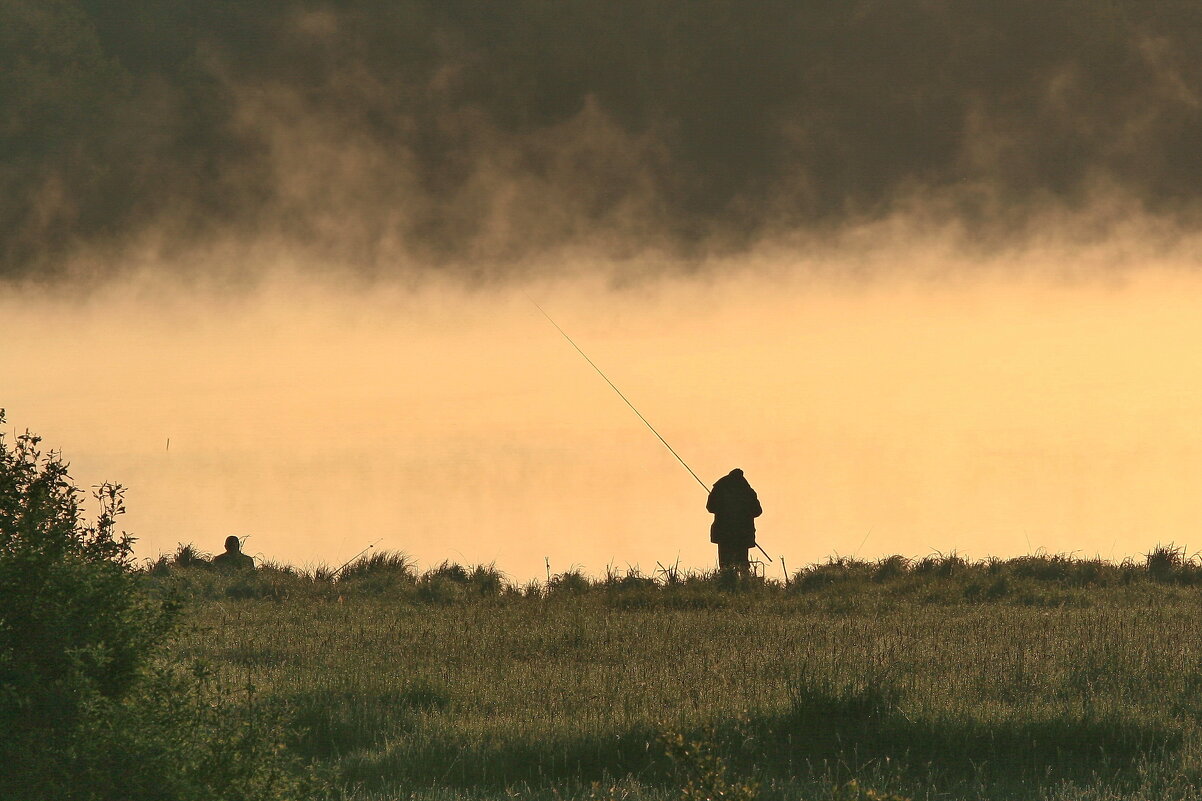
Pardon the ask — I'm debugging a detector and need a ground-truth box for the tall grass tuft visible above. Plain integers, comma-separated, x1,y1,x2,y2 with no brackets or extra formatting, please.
339,550,417,582
1146,543,1187,582
548,568,591,596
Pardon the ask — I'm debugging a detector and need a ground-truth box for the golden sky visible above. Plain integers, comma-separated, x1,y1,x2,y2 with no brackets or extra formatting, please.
6,248,1202,579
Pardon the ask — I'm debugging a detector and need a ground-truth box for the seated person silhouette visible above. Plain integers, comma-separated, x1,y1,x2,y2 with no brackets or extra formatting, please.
211,535,255,571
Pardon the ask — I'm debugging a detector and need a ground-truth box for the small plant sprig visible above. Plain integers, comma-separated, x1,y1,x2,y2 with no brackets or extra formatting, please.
832,779,911,801
659,726,760,801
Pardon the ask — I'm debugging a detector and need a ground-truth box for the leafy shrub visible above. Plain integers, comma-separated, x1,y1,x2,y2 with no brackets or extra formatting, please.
0,413,320,800
63,664,321,800
0,420,167,792
660,727,759,801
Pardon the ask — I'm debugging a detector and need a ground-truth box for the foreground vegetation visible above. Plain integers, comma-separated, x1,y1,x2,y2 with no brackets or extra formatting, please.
151,546,1202,801
14,414,1202,800
1,416,319,801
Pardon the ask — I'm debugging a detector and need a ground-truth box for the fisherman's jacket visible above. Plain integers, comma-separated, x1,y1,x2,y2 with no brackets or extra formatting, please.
706,475,762,547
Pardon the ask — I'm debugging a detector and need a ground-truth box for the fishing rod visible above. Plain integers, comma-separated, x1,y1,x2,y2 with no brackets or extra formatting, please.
331,536,382,574
527,296,773,563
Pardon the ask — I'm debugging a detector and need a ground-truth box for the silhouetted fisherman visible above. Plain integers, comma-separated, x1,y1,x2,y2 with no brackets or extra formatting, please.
211,535,254,571
707,468,762,572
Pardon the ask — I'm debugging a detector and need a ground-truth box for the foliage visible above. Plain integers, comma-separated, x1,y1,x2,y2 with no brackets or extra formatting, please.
338,551,418,583
831,780,910,801
0,412,321,800
145,544,1202,611
160,567,1202,801
548,568,592,596
49,663,322,801
0,415,166,788
660,727,759,801
130,532,1202,800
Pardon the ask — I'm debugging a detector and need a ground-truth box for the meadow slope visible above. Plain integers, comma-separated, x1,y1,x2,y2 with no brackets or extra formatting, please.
154,551,1202,801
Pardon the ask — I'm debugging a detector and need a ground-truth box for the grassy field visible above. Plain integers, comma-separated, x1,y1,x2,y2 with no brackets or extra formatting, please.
151,549,1202,801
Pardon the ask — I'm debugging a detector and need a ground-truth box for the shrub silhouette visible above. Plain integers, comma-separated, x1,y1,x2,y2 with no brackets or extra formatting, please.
0,412,319,799
0,421,161,782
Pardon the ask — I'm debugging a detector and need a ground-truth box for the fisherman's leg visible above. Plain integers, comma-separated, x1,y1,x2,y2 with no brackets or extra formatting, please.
734,547,751,575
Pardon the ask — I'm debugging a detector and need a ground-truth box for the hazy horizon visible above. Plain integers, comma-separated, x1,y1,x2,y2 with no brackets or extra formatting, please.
7,233,1202,580
6,0,1202,580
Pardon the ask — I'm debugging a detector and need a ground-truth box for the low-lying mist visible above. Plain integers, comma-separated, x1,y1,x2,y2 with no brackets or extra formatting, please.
6,230,1202,580
7,0,1202,578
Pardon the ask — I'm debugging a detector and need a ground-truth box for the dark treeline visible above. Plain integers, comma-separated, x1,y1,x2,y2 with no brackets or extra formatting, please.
4,0,1202,277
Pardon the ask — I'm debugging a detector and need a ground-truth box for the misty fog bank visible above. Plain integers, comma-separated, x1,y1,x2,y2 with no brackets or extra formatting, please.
4,0,1202,281
5,261,1202,578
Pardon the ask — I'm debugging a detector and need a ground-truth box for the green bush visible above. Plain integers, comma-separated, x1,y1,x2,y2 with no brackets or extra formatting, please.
0,412,321,800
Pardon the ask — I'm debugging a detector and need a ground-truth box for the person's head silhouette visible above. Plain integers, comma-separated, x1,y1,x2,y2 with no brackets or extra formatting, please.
213,535,254,570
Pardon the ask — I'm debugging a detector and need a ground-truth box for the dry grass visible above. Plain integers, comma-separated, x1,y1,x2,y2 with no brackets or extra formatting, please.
151,548,1202,800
